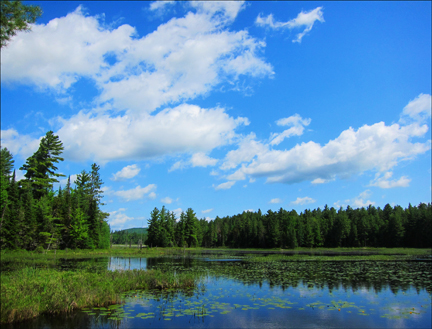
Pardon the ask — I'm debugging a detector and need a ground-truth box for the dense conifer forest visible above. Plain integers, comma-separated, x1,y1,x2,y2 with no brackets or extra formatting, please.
145,203,431,249
0,131,110,250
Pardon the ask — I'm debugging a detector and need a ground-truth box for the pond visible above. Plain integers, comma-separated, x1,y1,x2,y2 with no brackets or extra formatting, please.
6,255,432,329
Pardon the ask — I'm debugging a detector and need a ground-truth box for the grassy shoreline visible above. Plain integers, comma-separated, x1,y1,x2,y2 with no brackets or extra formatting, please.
0,267,197,324
1,247,430,323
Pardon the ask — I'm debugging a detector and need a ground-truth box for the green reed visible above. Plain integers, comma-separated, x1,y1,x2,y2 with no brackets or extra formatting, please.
0,267,197,324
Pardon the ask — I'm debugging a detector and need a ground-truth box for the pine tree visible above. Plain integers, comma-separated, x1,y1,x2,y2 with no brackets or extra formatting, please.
0,147,14,179
20,131,65,199
184,208,198,247
147,207,160,247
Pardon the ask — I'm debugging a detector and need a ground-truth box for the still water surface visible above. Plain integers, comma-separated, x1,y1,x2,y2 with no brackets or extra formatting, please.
10,256,432,328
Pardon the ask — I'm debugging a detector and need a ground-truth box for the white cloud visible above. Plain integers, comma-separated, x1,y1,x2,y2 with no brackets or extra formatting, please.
111,164,141,181
108,208,134,230
311,178,334,184
256,7,324,43
149,1,175,12
215,181,235,190
202,208,213,214
189,1,246,21
2,5,273,113
148,191,157,199
169,160,187,172
224,105,431,186
269,198,282,204
369,171,411,189
191,152,218,167
270,114,311,145
400,93,431,123
351,190,375,208
221,133,267,170
291,196,316,205
1,6,136,91
54,104,248,163
0,128,41,160
114,184,157,201
161,196,173,204
1,4,274,166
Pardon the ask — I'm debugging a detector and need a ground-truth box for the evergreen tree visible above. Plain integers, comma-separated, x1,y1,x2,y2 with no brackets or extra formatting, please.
184,208,198,247
1,0,42,48
147,207,160,247
20,131,65,199
0,147,14,179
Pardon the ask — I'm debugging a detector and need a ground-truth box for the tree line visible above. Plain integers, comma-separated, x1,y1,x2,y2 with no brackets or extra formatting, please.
111,229,147,245
0,131,110,251
146,203,431,249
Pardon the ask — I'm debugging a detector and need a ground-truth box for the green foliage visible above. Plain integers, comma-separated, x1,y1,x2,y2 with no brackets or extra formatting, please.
0,147,14,178
20,131,65,199
1,267,197,323
0,132,110,251
148,203,431,250
0,0,42,48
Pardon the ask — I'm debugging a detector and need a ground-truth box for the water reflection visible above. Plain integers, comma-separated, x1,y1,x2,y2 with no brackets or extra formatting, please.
8,276,431,329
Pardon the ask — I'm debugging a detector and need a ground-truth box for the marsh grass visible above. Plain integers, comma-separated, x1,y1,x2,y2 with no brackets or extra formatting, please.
0,267,197,324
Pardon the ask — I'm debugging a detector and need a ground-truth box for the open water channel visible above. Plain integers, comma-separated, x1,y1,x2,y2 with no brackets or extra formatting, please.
7,254,432,328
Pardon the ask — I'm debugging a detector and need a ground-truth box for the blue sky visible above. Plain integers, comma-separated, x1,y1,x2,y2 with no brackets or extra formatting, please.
1,1,431,231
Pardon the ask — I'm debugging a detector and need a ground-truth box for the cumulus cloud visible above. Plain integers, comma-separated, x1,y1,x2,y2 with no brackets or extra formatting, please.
189,1,246,21
108,208,134,230
256,7,324,43
269,198,282,204
1,6,136,91
111,164,141,181
53,104,248,163
114,184,157,201
161,196,173,204
291,196,316,205
311,178,334,184
369,171,411,189
215,181,235,190
191,153,218,167
1,3,274,165
221,133,267,170
351,190,375,208
270,114,311,145
0,128,41,160
202,208,213,214
223,97,431,186
400,93,431,123
149,1,175,12
2,4,273,113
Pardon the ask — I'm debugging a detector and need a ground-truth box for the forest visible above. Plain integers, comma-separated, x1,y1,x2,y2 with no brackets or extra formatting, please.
0,131,110,251
111,228,148,245
145,203,431,249
1,131,431,251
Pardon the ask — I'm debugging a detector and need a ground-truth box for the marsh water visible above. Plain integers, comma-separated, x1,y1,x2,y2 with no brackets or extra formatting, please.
7,254,432,328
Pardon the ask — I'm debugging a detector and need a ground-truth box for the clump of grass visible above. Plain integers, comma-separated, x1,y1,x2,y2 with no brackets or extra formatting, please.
0,267,197,324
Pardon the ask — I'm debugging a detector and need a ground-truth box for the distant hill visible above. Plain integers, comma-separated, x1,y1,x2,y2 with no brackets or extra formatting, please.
111,227,148,244
113,227,148,234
